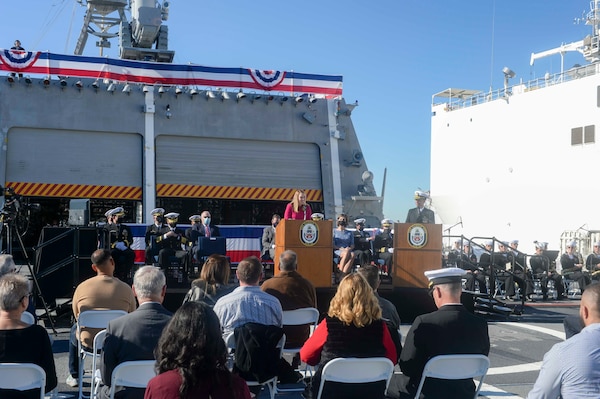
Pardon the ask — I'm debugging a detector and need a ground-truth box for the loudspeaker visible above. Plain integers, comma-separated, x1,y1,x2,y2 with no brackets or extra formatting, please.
35,227,99,306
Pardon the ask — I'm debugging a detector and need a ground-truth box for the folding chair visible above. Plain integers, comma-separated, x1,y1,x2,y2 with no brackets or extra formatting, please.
414,354,490,399
280,307,320,384
108,360,156,399
225,331,285,399
90,329,107,399
77,310,127,399
0,362,46,399
315,357,395,399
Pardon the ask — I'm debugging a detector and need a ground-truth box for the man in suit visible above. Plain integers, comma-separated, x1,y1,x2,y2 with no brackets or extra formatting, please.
144,208,168,265
261,214,281,261
98,266,172,399
405,190,435,224
104,207,135,282
386,267,490,399
186,210,221,262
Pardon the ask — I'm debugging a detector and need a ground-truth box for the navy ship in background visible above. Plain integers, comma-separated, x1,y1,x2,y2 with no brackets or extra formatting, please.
431,0,600,260
0,0,384,251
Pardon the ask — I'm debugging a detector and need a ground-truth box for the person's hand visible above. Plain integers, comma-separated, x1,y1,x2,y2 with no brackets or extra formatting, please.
115,241,127,251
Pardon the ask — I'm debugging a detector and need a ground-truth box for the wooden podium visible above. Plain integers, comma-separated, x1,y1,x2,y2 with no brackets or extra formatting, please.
392,223,443,288
274,219,333,288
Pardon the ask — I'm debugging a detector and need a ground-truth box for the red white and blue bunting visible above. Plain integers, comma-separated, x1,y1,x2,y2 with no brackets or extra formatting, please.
0,49,343,96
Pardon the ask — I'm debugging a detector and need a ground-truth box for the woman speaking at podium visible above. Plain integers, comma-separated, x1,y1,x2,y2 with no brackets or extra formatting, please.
284,190,312,220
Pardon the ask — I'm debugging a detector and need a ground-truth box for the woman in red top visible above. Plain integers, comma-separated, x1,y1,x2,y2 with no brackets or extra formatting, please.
144,301,251,399
300,273,397,398
284,190,312,220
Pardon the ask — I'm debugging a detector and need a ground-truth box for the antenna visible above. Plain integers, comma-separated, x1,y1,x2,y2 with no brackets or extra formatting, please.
380,167,387,203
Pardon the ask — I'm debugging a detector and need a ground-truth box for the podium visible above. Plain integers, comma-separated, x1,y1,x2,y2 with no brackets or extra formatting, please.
274,219,333,288
392,223,443,288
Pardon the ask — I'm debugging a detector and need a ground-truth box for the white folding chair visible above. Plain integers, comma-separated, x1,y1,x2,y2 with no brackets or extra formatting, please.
20,311,36,325
414,354,490,399
0,362,46,399
90,329,107,399
77,310,127,399
108,360,156,399
225,331,286,399
315,357,395,399
279,307,319,388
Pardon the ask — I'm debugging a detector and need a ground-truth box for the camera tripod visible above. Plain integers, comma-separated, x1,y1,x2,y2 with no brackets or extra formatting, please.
1,213,57,334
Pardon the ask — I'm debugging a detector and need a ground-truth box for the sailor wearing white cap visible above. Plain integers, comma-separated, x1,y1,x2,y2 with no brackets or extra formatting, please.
494,240,526,299
405,190,435,224
585,241,600,278
508,239,534,299
144,207,169,264
530,241,565,300
353,217,372,266
103,206,135,282
560,240,591,292
156,212,190,271
311,212,324,221
387,267,490,399
458,240,488,294
373,218,394,275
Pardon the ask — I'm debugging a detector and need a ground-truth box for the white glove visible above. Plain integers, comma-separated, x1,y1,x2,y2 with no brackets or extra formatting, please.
115,241,127,251
388,247,393,253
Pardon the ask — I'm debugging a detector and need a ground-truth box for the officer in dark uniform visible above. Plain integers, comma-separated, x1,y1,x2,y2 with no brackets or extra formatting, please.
530,241,565,300
155,212,190,273
373,218,394,274
144,207,168,264
104,207,135,282
352,218,372,267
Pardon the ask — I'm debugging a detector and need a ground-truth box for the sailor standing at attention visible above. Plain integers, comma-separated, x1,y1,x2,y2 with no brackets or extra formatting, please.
405,190,435,224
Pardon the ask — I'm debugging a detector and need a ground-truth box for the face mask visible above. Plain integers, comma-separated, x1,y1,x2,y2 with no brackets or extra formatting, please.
273,221,279,227
337,220,347,227
156,216,163,223
203,217,211,226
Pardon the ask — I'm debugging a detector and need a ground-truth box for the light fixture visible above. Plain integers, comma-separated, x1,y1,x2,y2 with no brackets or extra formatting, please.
175,86,183,95
107,83,116,92
295,94,304,104
122,83,131,93
7,75,14,83
166,104,172,119
142,85,151,93
251,92,261,103
92,80,100,89
236,89,246,101
308,95,317,104
280,95,288,105
267,94,274,103
190,88,198,96
158,85,166,94
205,89,216,99
60,78,67,87
75,80,83,89
43,76,50,86
220,90,230,101
24,76,32,85
502,66,516,93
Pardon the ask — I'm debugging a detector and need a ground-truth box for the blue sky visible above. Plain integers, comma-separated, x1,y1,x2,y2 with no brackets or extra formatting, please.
0,1,591,222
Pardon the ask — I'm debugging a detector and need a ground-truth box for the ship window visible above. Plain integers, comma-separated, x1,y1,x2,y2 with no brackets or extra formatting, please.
571,127,583,145
584,125,595,143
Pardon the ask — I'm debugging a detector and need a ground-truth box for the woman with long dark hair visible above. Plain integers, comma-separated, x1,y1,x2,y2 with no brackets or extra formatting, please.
144,301,251,399
182,254,235,306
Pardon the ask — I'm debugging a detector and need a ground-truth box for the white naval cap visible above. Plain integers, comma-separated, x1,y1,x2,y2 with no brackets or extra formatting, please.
425,267,467,287
510,239,519,245
311,212,324,221
414,190,430,200
594,241,600,247
534,241,548,250
164,212,179,221
567,240,577,248
354,218,366,225
189,214,202,222
382,218,393,226
105,207,125,218
484,240,494,247
150,208,165,216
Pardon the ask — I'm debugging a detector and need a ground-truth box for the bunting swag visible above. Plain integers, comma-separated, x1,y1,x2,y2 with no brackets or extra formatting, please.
0,49,343,96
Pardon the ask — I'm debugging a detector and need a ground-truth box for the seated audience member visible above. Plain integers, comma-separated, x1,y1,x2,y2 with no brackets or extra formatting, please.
386,267,489,399
333,213,355,277
155,212,190,271
508,240,535,300
261,214,281,262
144,208,168,265
0,274,57,399
0,254,36,319
586,241,600,280
300,274,397,399
98,266,172,399
357,265,402,360
182,254,235,307
144,301,251,399
373,219,394,274
353,218,373,267
528,283,600,398
530,241,565,300
459,241,487,294
560,241,591,293
261,250,317,383
67,249,137,387
213,256,282,339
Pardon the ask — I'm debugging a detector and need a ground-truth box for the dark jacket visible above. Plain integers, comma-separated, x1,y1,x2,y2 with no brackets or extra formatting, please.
233,323,284,383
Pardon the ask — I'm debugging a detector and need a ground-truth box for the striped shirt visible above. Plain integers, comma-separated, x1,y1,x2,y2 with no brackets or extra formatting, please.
213,286,283,338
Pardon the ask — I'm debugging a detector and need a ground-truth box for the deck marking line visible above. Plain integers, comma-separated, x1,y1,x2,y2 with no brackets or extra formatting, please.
493,321,566,340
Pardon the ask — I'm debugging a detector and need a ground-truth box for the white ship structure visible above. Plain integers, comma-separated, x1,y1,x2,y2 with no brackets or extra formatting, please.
431,0,600,256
